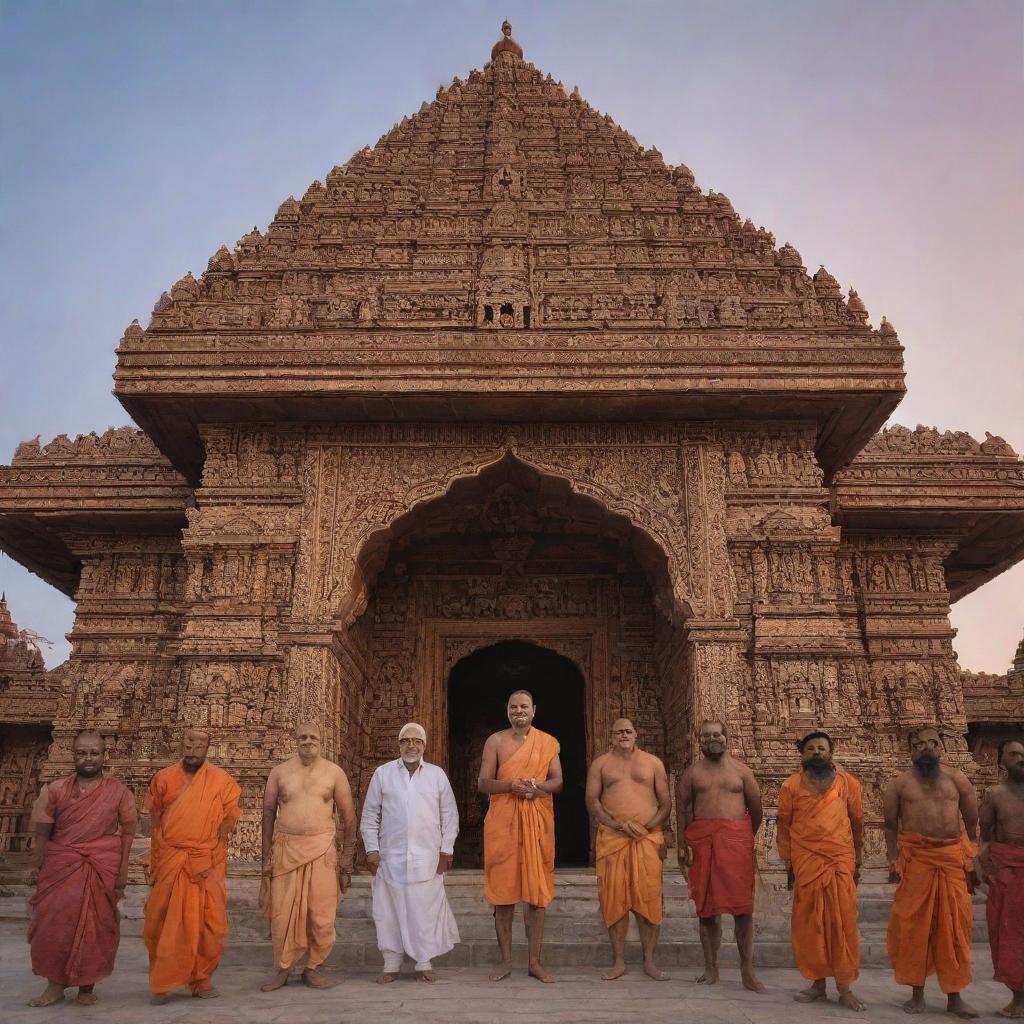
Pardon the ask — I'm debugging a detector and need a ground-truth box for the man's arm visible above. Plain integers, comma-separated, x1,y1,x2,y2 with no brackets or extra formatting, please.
675,768,694,873
536,752,563,795
882,776,901,878
437,772,459,873
477,734,514,795
847,776,865,882
360,768,383,874
742,765,764,835
776,780,793,878
646,756,672,832
116,787,139,895
585,756,621,830
334,767,357,872
978,787,996,881
955,768,980,842
261,769,279,875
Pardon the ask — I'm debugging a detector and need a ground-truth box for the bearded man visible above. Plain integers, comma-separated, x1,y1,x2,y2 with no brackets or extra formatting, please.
676,719,765,993
361,722,460,983
979,738,1024,1019
777,731,865,1012
884,725,979,1019
25,729,136,1007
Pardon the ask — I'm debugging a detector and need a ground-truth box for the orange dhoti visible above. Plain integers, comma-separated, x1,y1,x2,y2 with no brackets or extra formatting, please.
685,817,754,918
266,829,338,971
483,728,560,908
595,825,664,926
986,842,1024,993
886,831,975,993
143,761,240,995
777,770,861,986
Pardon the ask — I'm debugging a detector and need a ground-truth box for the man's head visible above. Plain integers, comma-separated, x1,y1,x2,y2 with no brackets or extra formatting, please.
998,739,1024,783
699,719,727,760
294,722,322,763
908,725,943,778
399,722,427,767
611,718,637,752
507,689,535,730
180,728,211,773
72,730,105,779
797,731,835,780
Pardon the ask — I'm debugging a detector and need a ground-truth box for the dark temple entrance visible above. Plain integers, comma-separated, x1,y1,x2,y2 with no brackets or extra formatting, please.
447,640,590,869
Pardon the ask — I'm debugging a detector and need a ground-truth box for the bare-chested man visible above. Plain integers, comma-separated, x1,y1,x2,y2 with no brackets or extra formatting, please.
979,739,1024,1019
478,689,563,983
260,723,356,991
884,725,979,1018
676,719,765,993
586,718,671,982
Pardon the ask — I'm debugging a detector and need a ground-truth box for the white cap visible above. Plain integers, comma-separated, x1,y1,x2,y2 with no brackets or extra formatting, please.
399,722,427,742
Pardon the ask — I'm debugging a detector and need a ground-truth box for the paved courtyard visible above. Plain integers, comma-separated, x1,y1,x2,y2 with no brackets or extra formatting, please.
0,922,1011,1024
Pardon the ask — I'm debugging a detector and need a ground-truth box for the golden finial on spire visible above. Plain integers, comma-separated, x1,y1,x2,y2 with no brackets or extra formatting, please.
492,19,523,60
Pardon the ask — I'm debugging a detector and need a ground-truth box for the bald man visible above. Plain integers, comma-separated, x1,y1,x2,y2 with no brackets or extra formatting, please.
261,723,356,992
586,718,671,981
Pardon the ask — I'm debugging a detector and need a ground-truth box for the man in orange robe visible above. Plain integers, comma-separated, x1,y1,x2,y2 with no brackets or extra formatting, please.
777,730,865,1011
26,729,137,1008
586,718,671,981
884,725,979,1018
143,728,240,1003
980,739,1024,1019
478,689,562,983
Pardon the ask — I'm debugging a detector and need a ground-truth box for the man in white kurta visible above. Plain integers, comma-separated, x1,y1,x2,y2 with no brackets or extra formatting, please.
360,722,460,982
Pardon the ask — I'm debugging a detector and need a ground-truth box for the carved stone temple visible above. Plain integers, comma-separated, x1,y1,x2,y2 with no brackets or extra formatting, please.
1,24,1022,864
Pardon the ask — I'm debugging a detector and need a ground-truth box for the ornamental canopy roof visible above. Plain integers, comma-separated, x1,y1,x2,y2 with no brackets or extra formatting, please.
113,23,905,480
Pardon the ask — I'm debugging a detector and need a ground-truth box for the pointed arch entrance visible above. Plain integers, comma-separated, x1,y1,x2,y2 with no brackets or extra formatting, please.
448,640,589,868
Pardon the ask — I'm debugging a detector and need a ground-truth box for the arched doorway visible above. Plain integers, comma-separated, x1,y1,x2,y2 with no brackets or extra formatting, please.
448,641,590,868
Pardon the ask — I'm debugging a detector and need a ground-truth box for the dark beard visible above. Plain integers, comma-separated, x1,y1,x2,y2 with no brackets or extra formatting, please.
913,756,940,779
1007,765,1024,784
805,762,835,782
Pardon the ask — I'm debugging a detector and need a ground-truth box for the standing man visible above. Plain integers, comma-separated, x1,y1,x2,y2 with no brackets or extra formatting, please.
884,725,979,1018
585,718,671,982
979,738,1024,1019
260,722,356,992
361,722,460,983
777,731,865,1012
676,718,765,993
143,727,240,1003
478,689,562,983
25,729,136,1008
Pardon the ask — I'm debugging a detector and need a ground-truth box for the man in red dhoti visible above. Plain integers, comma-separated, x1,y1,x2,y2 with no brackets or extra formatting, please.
677,719,765,993
26,729,137,1007
143,728,240,1003
980,739,1024,1019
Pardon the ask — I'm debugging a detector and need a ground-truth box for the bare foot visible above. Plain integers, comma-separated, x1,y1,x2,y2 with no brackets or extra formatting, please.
75,990,99,1006
489,962,513,982
694,967,719,985
375,973,399,984
150,993,169,1005
946,994,978,1019
742,971,767,993
903,995,927,1015
192,987,220,999
415,970,436,983
643,962,669,981
838,989,867,1012
260,969,290,992
28,983,65,1007
795,981,828,1003
302,968,340,989
528,961,555,983
997,1000,1024,1020
602,963,626,981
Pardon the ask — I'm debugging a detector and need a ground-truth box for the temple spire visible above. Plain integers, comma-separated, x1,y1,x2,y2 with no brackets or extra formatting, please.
491,19,523,60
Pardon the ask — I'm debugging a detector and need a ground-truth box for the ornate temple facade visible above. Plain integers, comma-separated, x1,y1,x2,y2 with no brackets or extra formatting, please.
1,25,1022,864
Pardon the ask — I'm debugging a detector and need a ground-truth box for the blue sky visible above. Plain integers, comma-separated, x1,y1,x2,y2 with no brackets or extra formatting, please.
1,0,1021,670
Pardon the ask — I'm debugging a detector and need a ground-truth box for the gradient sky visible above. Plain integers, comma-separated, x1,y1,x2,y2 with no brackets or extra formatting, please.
1,0,1021,671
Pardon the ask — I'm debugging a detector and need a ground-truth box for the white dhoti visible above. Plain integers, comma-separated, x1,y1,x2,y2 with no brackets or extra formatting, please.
372,869,460,969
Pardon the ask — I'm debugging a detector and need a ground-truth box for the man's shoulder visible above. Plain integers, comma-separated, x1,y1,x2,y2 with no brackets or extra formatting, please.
204,761,240,786
104,774,133,796
780,770,803,791
151,762,181,783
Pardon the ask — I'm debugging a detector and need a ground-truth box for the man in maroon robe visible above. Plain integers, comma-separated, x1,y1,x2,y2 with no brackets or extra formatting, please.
26,729,137,1007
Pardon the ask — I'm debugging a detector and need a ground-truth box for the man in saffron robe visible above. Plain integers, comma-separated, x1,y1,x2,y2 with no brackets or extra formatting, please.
677,718,765,993
143,727,240,1003
979,738,1024,1019
777,730,865,1012
260,722,356,992
478,688,563,983
884,724,980,1019
26,729,137,1007
586,718,671,981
